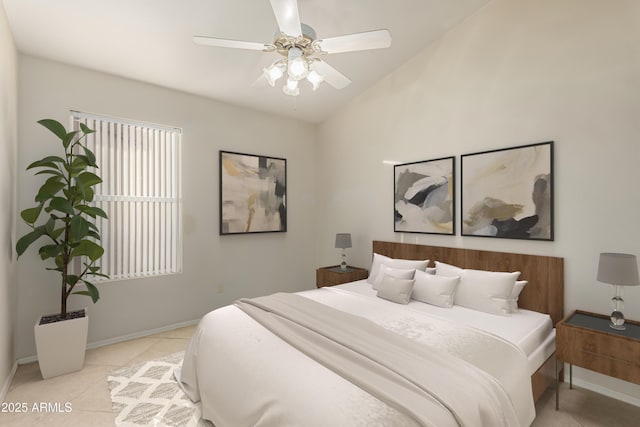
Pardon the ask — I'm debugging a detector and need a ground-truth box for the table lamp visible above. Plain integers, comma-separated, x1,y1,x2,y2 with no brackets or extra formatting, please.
596,252,640,330
335,233,352,270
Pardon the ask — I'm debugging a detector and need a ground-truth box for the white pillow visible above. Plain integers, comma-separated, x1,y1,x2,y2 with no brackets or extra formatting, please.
367,253,391,283
367,253,429,284
412,270,460,308
425,267,436,275
376,274,415,305
454,269,521,316
372,265,416,290
508,280,528,312
435,260,463,277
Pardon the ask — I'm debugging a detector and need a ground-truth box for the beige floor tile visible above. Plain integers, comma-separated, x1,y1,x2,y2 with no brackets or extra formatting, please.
84,337,160,366
69,370,113,413
533,385,582,426
7,361,42,391
151,324,197,339
125,337,190,365
560,386,640,426
0,409,115,427
532,383,640,426
5,363,111,405
532,409,583,426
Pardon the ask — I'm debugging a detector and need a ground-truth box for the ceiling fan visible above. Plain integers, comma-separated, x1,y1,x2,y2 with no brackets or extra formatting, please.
193,0,392,96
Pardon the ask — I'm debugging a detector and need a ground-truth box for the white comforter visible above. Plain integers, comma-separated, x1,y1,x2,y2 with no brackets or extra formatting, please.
177,286,535,427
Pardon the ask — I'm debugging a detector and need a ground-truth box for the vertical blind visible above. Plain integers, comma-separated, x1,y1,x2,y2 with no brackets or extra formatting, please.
71,111,182,281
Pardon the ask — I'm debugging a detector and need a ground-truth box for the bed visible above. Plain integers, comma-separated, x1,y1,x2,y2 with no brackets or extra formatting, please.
177,241,564,426
370,241,564,403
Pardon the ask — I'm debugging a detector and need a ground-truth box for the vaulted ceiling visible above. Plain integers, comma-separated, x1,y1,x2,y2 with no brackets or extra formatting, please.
4,0,490,123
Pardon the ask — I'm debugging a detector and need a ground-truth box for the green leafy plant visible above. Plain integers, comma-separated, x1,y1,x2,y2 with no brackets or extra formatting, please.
16,119,109,321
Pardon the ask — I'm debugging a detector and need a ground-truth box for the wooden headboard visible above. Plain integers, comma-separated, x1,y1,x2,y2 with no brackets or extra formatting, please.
372,241,565,325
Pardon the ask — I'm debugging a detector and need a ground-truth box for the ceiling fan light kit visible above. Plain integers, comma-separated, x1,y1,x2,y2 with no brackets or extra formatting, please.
286,47,308,80
283,77,300,96
193,0,392,97
262,61,286,86
306,69,324,91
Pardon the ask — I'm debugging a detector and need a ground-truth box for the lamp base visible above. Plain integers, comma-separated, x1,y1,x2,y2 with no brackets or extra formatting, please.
610,294,626,331
340,250,347,270
609,322,626,331
610,309,626,330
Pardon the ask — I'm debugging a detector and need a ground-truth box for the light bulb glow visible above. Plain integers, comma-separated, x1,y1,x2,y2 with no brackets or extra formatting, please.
287,47,308,80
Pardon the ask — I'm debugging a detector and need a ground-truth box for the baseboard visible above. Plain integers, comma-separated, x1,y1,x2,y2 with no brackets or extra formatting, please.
85,319,199,350
1,361,18,402
16,319,200,366
571,377,640,408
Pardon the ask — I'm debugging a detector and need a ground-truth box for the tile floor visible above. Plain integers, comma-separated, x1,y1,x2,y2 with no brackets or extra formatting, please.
2,324,639,426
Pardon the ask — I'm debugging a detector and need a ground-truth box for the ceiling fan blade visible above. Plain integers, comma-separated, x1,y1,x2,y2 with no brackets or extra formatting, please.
317,29,392,54
251,74,269,88
270,0,302,37
311,60,351,90
193,36,269,51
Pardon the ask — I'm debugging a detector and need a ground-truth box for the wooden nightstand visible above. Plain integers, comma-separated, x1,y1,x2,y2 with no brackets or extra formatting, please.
316,266,368,288
556,310,640,408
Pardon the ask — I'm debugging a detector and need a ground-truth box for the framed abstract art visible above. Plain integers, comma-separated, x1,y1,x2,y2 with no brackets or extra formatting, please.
461,141,554,240
219,150,287,235
394,156,455,235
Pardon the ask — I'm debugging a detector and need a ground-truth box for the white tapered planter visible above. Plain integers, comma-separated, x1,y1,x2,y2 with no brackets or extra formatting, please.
34,309,88,379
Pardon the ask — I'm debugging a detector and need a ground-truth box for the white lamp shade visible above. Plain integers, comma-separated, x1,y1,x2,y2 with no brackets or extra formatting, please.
597,253,640,286
335,233,352,249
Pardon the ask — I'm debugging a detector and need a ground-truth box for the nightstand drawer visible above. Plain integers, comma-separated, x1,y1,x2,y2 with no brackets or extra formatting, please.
574,351,639,383
558,326,640,364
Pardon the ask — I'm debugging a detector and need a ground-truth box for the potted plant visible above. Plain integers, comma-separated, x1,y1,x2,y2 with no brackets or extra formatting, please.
16,118,108,379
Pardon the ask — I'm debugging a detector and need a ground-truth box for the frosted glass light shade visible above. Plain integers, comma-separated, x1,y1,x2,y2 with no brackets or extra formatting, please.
262,62,285,87
282,78,299,96
287,47,308,80
306,70,325,91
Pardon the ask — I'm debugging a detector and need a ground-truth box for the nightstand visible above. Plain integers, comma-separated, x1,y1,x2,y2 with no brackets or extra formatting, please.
316,265,368,288
556,309,640,408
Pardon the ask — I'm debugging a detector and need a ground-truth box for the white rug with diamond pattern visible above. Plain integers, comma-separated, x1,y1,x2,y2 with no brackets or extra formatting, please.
108,351,213,427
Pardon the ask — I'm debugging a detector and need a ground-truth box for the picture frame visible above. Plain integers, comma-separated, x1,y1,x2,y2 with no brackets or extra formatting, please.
219,150,287,235
394,156,455,235
461,141,553,240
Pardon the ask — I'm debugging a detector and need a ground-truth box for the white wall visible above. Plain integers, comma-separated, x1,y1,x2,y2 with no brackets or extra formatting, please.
317,0,640,402
0,2,18,397
15,55,318,359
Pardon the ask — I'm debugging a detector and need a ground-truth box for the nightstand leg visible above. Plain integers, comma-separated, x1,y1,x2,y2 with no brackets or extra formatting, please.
569,364,573,390
555,359,560,410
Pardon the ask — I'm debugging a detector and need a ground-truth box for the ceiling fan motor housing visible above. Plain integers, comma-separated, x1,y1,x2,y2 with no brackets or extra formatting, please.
273,23,319,57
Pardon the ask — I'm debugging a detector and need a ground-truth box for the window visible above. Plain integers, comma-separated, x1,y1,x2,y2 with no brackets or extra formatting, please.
71,111,182,280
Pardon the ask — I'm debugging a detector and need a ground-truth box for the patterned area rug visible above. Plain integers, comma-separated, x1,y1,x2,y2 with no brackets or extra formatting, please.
108,351,213,427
